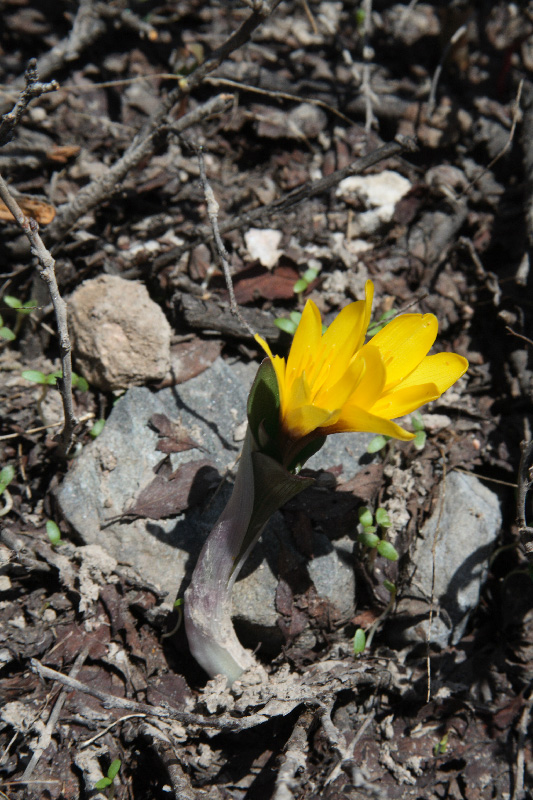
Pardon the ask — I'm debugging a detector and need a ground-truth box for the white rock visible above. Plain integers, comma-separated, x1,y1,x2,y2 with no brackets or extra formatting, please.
244,228,283,269
337,170,412,210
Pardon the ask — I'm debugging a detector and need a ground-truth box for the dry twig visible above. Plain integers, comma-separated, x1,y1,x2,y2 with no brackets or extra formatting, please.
197,149,256,338
517,421,533,559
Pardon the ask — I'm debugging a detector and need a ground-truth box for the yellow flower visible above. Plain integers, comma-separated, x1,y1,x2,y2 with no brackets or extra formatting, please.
256,280,468,447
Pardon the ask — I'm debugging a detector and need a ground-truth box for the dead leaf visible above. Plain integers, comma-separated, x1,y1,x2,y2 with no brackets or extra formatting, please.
233,263,299,304
46,144,81,163
149,413,204,453
0,196,56,224
124,459,219,520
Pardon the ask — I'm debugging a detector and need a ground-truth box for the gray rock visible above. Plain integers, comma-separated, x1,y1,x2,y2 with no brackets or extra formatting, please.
57,357,367,643
389,471,501,648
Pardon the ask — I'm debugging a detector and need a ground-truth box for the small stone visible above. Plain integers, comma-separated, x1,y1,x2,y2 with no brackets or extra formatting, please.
68,275,171,390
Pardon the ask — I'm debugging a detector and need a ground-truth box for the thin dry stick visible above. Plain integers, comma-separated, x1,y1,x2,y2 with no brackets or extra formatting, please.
0,176,77,455
197,150,256,338
30,659,237,730
517,420,533,559
511,689,533,800
361,0,377,133
22,648,89,780
427,23,468,117
273,710,312,800
426,447,447,702
0,60,58,146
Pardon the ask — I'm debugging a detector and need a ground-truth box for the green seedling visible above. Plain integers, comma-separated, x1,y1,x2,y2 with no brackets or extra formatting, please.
433,732,449,757
366,307,396,338
46,520,62,546
22,369,88,423
94,759,121,792
90,419,106,438
0,312,16,341
293,264,320,296
353,580,397,655
411,410,427,450
2,296,38,340
357,506,398,562
274,310,303,336
0,465,15,518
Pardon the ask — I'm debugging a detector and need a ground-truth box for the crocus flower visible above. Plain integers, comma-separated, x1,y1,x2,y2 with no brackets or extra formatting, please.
255,280,468,470
185,280,468,683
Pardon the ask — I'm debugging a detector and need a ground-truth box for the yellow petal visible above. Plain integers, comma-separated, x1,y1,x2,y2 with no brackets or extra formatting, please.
346,345,386,409
285,404,339,439
314,351,366,410
326,406,415,441
368,314,438,390
286,300,322,386
356,279,374,351
371,382,440,418
395,352,469,394
309,298,369,388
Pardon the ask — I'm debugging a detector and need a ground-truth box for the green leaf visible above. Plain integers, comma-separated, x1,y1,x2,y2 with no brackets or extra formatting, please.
293,278,308,293
94,777,112,790
287,435,326,474
289,311,302,325
22,370,49,384
17,299,38,315
303,267,319,283
353,628,366,654
375,508,391,528
46,520,61,546
0,465,15,494
274,317,298,335
247,358,280,453
73,375,89,392
90,419,105,438
3,295,21,310
411,410,425,432
107,759,121,781
0,327,15,341
367,434,389,453
413,430,426,450
173,597,183,608
383,579,396,596
358,532,379,548
233,451,313,570
376,540,399,561
358,507,373,527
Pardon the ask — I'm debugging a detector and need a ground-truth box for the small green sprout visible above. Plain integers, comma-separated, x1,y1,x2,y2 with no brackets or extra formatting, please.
367,433,391,453
0,465,15,496
366,308,396,338
1,296,38,340
433,732,449,757
357,506,398,561
353,628,366,654
0,313,16,341
0,465,15,518
94,759,121,792
22,369,89,392
411,411,427,450
46,520,62,546
353,580,397,655
293,264,320,296
274,310,303,336
90,419,106,438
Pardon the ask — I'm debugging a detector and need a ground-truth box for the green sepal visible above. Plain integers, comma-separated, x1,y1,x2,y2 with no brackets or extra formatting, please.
231,450,313,571
247,358,280,452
